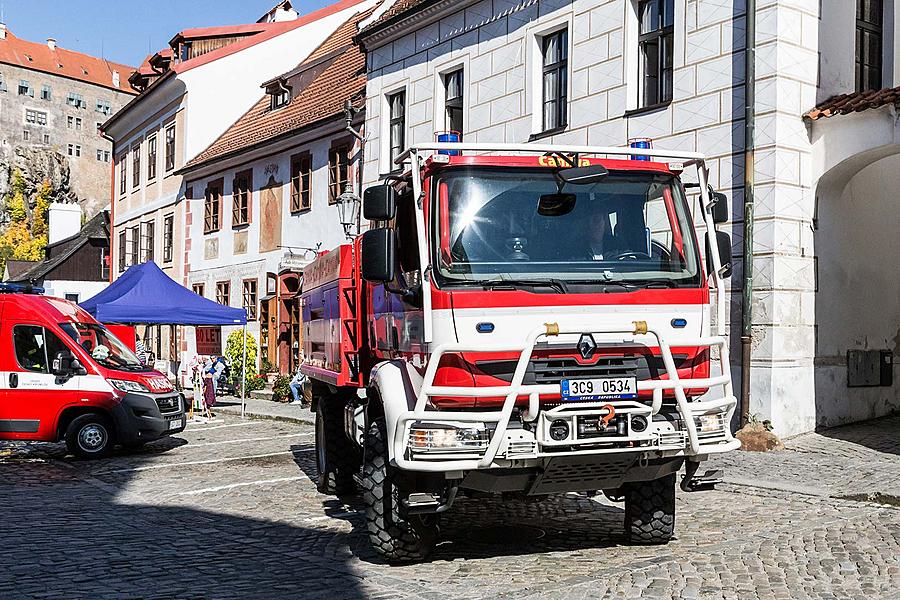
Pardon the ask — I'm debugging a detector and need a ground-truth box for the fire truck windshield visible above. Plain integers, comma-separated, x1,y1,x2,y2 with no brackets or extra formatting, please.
59,322,147,371
433,167,702,288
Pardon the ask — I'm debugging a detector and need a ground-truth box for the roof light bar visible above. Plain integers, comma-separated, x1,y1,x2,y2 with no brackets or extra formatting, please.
0,282,45,295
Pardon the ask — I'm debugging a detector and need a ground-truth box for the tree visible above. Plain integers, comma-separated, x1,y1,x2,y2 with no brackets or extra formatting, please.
224,329,264,393
0,171,52,275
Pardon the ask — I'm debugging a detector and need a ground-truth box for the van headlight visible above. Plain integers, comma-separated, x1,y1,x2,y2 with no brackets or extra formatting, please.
108,379,150,393
408,423,489,452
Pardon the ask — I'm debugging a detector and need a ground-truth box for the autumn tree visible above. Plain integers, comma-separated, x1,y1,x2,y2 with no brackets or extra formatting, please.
0,171,52,276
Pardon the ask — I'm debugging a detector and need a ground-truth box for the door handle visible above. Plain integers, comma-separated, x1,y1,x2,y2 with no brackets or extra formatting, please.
9,373,18,388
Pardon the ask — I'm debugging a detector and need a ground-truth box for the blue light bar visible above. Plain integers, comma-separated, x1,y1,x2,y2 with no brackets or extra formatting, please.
629,137,652,161
0,282,45,294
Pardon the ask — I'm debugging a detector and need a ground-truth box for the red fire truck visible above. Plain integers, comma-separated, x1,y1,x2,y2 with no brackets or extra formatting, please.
301,143,739,562
0,285,185,458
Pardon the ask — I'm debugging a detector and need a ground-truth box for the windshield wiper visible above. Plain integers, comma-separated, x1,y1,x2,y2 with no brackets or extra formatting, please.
483,279,569,293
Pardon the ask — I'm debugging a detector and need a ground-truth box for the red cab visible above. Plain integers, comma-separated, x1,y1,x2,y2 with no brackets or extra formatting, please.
0,285,185,458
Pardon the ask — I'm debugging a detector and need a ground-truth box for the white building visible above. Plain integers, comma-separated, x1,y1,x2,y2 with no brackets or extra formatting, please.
355,0,900,436
102,0,377,362
178,9,372,373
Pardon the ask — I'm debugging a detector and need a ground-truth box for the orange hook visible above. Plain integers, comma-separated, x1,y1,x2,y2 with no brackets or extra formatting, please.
600,403,616,426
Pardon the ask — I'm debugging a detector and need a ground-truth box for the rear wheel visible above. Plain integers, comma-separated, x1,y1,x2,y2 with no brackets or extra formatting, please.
65,414,114,460
315,397,360,495
624,473,676,544
361,418,437,563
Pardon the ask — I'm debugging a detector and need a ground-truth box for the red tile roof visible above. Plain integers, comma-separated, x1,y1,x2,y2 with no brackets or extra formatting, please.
169,23,274,46
182,10,371,172
358,0,432,36
174,0,369,74
803,86,900,121
0,28,135,94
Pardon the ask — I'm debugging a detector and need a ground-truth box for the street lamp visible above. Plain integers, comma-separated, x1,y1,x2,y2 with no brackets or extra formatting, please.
336,182,360,239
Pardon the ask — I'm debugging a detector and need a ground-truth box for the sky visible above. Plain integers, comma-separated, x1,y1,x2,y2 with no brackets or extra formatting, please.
2,0,337,67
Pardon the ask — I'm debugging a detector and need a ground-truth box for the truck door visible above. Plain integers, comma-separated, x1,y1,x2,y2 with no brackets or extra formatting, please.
0,324,77,441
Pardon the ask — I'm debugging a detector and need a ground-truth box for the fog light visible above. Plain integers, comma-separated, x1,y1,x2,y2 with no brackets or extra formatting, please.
695,413,725,434
631,415,648,433
549,419,570,441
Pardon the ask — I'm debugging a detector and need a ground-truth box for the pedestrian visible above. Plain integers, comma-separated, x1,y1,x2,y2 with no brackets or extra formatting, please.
135,335,148,365
289,364,308,406
212,356,227,395
202,367,217,420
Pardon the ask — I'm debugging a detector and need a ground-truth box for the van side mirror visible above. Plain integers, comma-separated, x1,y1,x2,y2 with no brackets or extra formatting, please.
363,185,397,221
710,190,729,224
705,231,733,279
53,351,87,377
361,228,396,283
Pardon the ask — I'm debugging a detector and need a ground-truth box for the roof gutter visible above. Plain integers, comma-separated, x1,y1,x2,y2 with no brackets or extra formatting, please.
740,0,756,428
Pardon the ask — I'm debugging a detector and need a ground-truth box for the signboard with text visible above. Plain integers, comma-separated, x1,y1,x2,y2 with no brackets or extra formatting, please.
196,327,222,355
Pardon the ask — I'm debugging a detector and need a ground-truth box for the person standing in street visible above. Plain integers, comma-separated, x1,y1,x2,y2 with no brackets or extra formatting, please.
289,365,308,406
135,335,148,365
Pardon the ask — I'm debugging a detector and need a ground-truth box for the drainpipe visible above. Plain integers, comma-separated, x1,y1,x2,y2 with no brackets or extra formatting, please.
740,0,756,428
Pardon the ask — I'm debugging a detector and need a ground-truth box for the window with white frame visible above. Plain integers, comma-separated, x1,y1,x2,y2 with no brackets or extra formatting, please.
443,69,464,135
387,91,406,169
637,0,674,108
541,29,568,132
856,0,883,91
67,143,82,157
26,110,47,126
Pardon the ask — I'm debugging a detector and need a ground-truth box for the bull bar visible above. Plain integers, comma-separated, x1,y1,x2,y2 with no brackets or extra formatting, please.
392,321,740,472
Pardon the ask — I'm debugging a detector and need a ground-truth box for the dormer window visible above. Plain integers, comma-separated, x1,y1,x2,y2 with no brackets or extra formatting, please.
269,86,290,110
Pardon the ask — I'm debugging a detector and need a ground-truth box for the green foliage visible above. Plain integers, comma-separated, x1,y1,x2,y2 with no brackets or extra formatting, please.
0,171,52,275
224,330,259,393
272,375,293,403
260,357,277,374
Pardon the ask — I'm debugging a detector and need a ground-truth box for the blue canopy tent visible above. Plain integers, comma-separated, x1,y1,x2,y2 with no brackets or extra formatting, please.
82,261,250,415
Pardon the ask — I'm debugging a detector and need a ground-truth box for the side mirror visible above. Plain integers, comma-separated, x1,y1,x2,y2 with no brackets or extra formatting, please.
53,351,87,377
363,185,397,221
705,231,732,279
710,190,729,224
361,228,396,283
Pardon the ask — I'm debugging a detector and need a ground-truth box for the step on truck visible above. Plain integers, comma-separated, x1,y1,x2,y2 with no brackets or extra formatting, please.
301,142,740,563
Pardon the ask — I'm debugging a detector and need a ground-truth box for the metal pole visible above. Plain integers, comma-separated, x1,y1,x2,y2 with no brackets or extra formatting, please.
241,325,247,419
740,0,757,428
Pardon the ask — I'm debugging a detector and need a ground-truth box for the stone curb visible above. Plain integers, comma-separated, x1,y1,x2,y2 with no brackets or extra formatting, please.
213,401,315,426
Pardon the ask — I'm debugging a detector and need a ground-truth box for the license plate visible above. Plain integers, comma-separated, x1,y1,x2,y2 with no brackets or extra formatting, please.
560,377,637,400
168,419,182,431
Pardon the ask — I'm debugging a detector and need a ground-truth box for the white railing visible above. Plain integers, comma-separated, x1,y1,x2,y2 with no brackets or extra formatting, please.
392,321,739,472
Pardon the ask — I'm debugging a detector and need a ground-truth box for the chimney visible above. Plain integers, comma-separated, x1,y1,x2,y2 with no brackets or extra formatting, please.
0,24,7,41
112,70,120,88
48,203,82,245
47,37,56,50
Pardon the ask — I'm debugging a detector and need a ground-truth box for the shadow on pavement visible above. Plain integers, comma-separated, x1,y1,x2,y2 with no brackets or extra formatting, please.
289,442,628,566
815,413,900,456
0,440,368,599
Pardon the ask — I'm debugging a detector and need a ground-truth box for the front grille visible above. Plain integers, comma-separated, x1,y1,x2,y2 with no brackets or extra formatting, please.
476,353,690,384
155,395,181,415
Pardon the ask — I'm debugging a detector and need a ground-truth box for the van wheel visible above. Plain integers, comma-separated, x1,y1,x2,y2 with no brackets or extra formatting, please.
361,418,437,563
624,473,676,544
315,397,360,495
65,414,114,459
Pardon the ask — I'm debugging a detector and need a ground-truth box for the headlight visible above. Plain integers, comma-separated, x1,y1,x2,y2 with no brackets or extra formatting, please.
408,423,489,452
694,412,727,435
108,379,150,393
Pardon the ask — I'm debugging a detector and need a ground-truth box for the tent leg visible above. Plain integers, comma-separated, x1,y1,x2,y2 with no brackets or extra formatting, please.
241,325,247,419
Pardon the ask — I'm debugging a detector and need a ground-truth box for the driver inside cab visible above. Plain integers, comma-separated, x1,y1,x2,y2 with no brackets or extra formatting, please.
586,211,625,260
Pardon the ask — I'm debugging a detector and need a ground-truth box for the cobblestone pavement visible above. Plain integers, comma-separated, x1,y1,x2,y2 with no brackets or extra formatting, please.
2,415,899,599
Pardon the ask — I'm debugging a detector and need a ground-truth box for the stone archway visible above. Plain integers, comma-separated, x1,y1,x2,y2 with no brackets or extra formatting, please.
812,145,900,427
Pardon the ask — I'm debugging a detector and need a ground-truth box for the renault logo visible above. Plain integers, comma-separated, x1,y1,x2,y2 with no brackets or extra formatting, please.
577,333,597,360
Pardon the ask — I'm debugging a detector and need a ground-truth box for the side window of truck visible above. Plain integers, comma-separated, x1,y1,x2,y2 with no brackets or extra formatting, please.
12,325,69,374
395,190,420,274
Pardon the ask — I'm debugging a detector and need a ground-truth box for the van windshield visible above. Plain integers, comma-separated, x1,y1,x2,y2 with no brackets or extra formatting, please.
59,322,147,371
433,167,701,288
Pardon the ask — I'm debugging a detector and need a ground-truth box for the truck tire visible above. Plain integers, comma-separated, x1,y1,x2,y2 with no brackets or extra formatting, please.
315,398,360,495
624,473,676,544
361,418,437,563
65,414,114,460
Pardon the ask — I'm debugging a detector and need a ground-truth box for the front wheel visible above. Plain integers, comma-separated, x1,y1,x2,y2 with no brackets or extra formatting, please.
361,419,437,563
624,473,676,544
65,414,114,459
